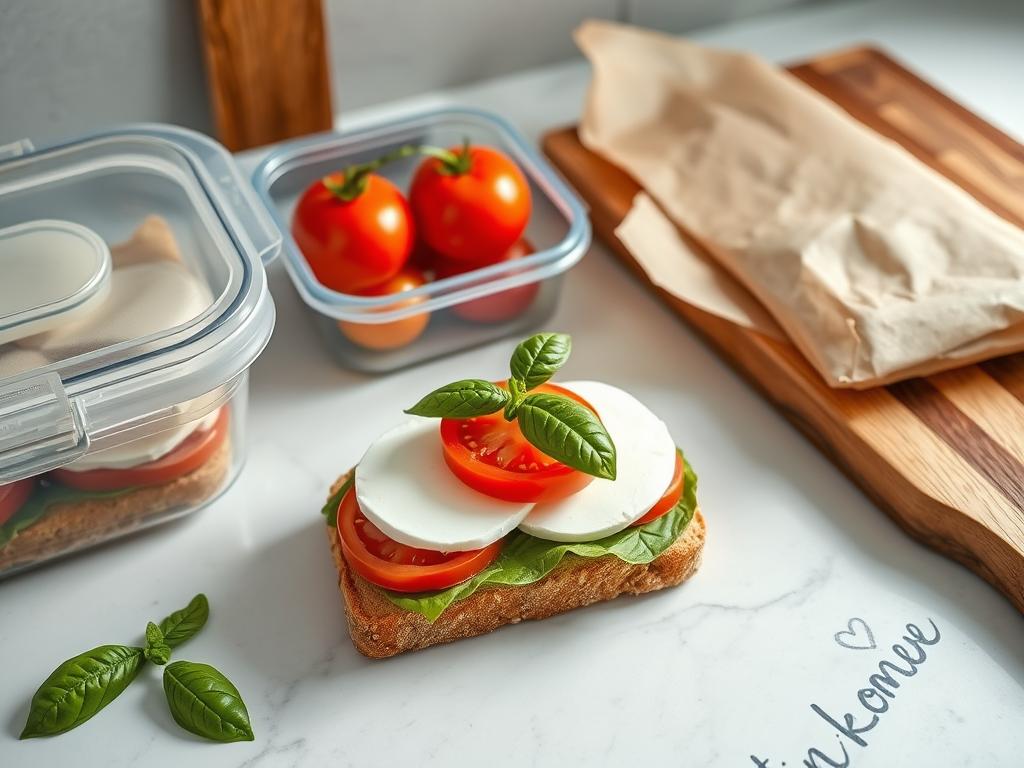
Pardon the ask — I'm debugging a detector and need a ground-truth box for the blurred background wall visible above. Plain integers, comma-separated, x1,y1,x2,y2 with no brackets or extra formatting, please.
0,0,807,146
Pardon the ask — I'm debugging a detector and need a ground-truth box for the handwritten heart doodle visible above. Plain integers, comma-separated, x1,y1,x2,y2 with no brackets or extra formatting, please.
834,617,876,651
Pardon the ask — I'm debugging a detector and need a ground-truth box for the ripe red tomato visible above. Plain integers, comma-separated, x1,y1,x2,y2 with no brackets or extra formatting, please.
337,267,431,351
410,145,531,263
51,409,230,492
0,478,34,526
292,173,414,293
336,483,501,592
440,382,598,503
631,453,684,527
434,239,540,324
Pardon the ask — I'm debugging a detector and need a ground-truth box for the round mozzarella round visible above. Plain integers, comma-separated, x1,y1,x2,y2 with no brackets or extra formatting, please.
355,417,533,552
518,381,676,543
64,409,221,472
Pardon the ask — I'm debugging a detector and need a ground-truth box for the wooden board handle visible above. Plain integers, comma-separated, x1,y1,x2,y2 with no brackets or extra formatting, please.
198,0,334,151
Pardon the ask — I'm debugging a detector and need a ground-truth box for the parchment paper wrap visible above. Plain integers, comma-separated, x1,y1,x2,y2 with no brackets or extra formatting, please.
577,20,1024,388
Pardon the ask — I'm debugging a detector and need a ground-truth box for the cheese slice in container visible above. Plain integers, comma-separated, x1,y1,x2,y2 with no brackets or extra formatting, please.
356,418,533,552
518,381,676,542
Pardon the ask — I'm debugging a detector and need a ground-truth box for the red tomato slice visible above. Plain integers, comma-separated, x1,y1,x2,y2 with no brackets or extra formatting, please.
336,483,501,592
0,478,34,526
50,409,230,492
631,453,684,527
440,382,598,503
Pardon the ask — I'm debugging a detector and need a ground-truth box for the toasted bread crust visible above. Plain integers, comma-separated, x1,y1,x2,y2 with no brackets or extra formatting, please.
0,438,231,574
325,471,706,658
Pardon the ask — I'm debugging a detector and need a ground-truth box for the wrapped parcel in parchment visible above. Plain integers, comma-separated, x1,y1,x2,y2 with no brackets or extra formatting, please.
577,20,1024,388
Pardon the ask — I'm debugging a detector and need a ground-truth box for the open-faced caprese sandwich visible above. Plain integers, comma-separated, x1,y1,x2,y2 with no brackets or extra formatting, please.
322,332,705,658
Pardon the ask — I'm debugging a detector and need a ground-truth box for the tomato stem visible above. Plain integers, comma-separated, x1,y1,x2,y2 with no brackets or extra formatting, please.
322,138,474,201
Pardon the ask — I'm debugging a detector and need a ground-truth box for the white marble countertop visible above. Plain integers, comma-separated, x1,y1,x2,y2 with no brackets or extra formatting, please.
3,1,1023,766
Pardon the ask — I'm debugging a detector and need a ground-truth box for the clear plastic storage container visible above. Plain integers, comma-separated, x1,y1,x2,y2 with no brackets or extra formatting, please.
0,125,278,577
252,108,590,372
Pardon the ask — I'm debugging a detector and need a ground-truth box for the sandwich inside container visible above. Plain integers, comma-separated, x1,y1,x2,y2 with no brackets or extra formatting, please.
0,124,279,576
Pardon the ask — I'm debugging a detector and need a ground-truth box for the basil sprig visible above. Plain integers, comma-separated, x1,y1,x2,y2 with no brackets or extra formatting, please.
404,332,617,480
19,593,253,745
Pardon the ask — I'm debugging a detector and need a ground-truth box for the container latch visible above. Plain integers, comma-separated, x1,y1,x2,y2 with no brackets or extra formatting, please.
0,372,89,484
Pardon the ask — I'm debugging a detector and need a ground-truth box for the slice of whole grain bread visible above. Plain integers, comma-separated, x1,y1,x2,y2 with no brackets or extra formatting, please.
325,471,705,659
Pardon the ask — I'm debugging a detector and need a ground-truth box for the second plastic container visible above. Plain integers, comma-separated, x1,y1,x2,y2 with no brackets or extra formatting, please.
252,108,591,373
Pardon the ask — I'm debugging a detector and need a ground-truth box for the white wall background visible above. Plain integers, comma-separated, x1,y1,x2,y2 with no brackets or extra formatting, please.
0,0,809,146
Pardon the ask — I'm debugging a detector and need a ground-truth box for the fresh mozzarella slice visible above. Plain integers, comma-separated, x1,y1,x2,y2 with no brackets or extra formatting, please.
356,417,533,552
518,381,676,543
64,409,221,471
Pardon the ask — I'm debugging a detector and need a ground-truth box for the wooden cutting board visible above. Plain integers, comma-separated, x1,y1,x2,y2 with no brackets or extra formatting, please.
543,47,1024,613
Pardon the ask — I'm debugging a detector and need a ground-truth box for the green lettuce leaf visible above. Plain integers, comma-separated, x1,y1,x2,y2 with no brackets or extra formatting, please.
0,482,135,552
387,454,697,622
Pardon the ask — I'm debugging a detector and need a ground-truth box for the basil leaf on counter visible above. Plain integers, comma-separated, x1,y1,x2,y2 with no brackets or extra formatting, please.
404,379,510,418
0,482,134,551
163,661,254,743
509,332,571,390
321,475,354,528
158,594,210,649
517,393,617,480
144,623,171,666
20,645,144,739
388,453,697,622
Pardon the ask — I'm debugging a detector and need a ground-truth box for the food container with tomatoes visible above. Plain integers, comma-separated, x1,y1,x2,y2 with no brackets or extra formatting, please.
252,108,591,373
0,125,279,577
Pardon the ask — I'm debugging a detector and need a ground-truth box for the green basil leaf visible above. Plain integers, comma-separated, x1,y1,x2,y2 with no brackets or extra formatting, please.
0,482,135,552
20,645,144,738
404,379,510,418
157,594,210,649
517,393,617,480
144,623,171,666
163,661,254,742
388,452,697,622
321,474,353,528
509,333,572,390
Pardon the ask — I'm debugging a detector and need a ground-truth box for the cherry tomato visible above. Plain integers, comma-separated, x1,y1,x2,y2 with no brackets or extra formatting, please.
440,382,598,503
0,478,34,526
51,409,230,492
630,453,684,527
435,239,540,323
337,267,431,351
292,173,414,293
410,145,531,263
336,483,501,592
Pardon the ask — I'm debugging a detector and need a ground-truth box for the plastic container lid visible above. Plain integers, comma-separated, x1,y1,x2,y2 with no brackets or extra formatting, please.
0,125,280,484
0,220,112,345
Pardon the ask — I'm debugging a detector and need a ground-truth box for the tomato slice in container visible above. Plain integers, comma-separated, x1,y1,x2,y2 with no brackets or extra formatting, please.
0,478,34,526
631,452,684,527
51,409,230,492
336,484,501,592
440,382,599,504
